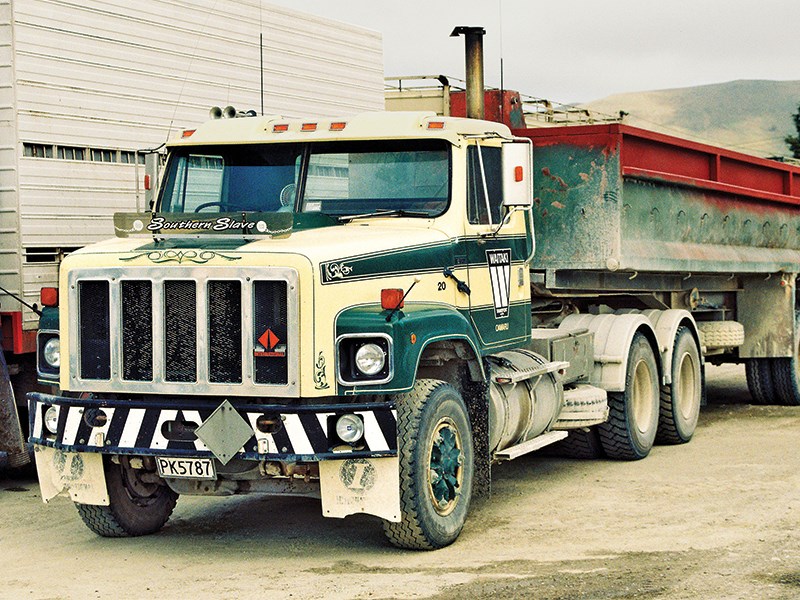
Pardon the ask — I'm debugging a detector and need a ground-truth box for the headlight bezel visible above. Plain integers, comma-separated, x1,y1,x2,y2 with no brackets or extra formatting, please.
37,330,60,379
336,333,393,386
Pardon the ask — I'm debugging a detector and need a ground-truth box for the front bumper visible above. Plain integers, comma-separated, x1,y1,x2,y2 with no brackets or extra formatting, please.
28,392,397,463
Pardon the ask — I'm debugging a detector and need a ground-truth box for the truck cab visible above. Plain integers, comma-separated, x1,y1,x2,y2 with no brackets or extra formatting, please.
29,111,684,549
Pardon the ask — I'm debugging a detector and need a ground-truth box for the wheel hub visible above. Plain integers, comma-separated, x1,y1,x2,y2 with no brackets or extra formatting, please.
428,419,463,516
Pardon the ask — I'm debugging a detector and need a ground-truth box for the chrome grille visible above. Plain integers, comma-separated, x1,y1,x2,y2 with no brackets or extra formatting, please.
69,267,299,397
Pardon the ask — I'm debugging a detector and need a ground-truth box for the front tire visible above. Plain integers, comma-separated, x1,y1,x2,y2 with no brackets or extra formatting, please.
598,332,660,460
656,326,701,444
383,379,474,550
75,456,178,537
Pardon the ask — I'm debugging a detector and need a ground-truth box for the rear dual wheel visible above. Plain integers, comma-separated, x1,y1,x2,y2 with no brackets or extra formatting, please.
598,333,660,460
657,327,702,444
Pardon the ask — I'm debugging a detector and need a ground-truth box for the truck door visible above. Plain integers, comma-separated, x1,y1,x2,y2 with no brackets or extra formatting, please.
463,140,532,351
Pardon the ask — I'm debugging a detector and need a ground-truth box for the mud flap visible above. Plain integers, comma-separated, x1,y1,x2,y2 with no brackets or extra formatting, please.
319,456,400,522
33,445,109,506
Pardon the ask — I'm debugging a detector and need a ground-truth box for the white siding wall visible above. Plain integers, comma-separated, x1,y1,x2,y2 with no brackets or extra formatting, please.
0,0,22,316
6,0,384,330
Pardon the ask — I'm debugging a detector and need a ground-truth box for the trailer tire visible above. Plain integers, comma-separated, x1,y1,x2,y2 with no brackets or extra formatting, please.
550,427,604,459
597,332,660,460
745,359,775,405
383,379,473,550
656,327,701,444
75,456,178,537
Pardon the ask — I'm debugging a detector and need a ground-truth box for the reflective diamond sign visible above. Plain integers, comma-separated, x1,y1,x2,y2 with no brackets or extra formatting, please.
194,400,253,465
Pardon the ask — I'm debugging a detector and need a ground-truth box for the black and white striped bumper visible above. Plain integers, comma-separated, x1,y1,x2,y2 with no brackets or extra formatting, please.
28,393,397,461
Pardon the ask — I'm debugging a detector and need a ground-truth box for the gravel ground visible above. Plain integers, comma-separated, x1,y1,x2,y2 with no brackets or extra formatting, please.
2,363,799,600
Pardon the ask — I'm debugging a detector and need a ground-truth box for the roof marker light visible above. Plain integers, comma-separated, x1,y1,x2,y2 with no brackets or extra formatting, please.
181,129,196,138
330,122,347,131
301,123,318,132
427,121,445,129
272,124,289,133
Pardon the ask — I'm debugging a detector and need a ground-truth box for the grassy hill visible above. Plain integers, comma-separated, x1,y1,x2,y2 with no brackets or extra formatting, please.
583,80,800,159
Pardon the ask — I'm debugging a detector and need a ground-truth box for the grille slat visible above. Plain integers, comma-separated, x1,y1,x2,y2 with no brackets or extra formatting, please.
164,280,197,382
254,281,288,385
121,281,153,381
208,281,242,383
79,281,110,380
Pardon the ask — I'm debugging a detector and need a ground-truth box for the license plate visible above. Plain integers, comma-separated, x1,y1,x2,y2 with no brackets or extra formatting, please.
155,456,216,480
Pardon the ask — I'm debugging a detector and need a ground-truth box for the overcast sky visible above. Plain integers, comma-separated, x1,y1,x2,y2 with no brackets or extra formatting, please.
267,0,800,104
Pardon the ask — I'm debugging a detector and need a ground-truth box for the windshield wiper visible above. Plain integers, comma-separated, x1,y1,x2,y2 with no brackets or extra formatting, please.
337,208,432,223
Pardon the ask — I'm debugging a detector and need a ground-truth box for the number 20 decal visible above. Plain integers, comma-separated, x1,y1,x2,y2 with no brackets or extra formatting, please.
437,282,447,291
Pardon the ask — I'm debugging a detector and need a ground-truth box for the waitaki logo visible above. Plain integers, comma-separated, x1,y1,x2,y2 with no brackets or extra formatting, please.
486,249,511,319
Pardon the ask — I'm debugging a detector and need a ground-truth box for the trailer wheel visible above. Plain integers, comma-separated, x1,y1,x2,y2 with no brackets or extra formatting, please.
745,359,775,405
75,456,178,537
597,332,660,460
383,379,473,550
656,327,701,444
769,313,800,406
550,427,604,459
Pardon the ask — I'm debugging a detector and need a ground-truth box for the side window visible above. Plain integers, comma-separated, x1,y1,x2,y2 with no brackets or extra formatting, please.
467,145,503,225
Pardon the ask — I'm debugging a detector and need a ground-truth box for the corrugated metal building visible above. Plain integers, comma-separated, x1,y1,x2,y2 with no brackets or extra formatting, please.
0,0,383,352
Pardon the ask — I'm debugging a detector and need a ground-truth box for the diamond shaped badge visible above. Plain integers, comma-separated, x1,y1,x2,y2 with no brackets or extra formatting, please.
195,400,253,465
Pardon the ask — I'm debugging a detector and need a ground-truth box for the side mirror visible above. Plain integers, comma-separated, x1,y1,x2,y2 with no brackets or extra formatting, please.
144,152,161,210
501,142,532,208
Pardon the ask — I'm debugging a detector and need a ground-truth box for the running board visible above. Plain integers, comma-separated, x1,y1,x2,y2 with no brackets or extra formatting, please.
493,431,568,461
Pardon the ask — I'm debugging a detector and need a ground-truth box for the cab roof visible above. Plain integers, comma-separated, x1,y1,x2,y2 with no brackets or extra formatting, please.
168,111,513,147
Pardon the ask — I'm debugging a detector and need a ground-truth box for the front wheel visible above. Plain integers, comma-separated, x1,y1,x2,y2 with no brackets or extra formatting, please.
75,456,178,537
383,379,474,550
598,332,660,460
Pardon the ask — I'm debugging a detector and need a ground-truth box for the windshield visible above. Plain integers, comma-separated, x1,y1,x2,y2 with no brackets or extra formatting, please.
158,139,450,218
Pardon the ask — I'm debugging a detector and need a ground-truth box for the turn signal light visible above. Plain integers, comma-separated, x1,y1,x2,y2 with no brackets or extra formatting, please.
514,166,524,182
40,287,58,307
381,288,404,310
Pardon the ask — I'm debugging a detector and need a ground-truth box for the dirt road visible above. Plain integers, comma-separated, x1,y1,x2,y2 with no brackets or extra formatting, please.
3,364,799,600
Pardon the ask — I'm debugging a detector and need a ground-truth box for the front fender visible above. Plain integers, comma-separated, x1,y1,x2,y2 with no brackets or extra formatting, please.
335,304,482,394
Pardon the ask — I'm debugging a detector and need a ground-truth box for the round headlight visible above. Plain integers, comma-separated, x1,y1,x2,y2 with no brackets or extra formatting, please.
336,414,365,444
354,343,385,376
43,337,60,368
44,406,59,434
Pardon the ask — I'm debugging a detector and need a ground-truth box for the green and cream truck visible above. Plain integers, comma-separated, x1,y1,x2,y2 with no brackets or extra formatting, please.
28,108,800,549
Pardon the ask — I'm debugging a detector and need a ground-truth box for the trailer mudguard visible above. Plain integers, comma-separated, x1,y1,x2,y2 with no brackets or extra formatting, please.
559,313,661,392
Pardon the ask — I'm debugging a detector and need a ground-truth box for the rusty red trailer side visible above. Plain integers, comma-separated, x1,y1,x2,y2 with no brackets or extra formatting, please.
513,123,800,275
